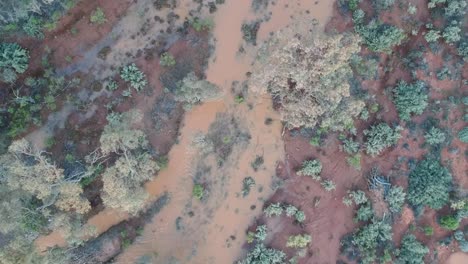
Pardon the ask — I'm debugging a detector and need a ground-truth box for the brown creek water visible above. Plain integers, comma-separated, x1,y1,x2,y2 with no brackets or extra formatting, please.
35,0,334,263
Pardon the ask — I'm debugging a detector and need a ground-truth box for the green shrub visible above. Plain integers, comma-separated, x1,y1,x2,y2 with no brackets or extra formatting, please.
397,234,429,264
0,42,29,73
297,159,322,179
120,63,147,91
348,190,368,205
408,158,452,209
342,138,360,154
356,20,406,53
321,179,336,192
458,127,468,143
192,184,204,200
237,243,286,264
424,127,446,145
385,186,406,213
393,80,428,121
159,52,176,67
264,203,283,217
347,154,362,170
90,7,107,25
190,17,214,32
254,225,268,241
439,215,460,230
295,210,306,223
23,16,44,39
424,226,434,236
443,24,461,43
364,123,402,156
373,0,395,10
1,68,17,83
424,29,441,42
286,234,312,248
355,203,374,222
285,205,298,217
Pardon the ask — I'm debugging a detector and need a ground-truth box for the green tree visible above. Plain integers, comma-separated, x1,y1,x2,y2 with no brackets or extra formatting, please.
356,20,406,53
458,127,468,143
424,127,446,145
237,243,286,264
352,219,393,264
264,203,283,217
385,186,406,213
373,0,395,10
0,42,29,74
364,123,402,156
159,52,176,67
392,80,428,121
355,203,374,222
407,158,452,209
439,215,459,230
397,234,429,264
424,29,441,42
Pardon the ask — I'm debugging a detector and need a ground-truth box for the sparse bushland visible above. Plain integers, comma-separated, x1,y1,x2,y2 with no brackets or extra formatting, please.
251,26,364,131
263,202,306,223
396,234,429,264
97,111,159,214
173,72,220,109
364,123,402,156
120,63,148,92
392,81,428,121
407,157,452,210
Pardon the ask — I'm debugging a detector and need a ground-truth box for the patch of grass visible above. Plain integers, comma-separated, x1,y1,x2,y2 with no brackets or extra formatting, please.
347,154,361,170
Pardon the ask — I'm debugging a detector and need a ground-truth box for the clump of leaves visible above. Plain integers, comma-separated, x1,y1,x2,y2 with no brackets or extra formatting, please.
173,72,220,109
364,123,402,156
408,158,452,209
352,219,393,263
159,52,176,67
120,63,147,91
297,159,322,179
393,80,428,121
90,7,107,25
355,203,374,222
321,179,336,192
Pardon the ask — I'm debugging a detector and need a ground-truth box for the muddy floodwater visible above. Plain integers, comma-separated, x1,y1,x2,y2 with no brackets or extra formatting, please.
36,0,334,263
447,252,468,264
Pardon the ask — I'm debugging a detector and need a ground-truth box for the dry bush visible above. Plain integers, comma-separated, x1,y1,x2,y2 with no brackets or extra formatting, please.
251,22,364,130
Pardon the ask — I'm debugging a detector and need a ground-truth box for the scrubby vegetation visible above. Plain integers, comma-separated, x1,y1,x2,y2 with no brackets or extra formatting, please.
120,63,148,92
392,81,428,121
